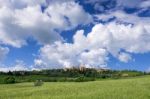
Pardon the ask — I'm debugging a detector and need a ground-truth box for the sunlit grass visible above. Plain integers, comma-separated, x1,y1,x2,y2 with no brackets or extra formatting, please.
0,76,150,99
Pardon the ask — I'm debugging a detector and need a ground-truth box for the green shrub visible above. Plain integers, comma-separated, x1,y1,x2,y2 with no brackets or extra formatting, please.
34,80,44,86
75,76,85,82
75,76,95,82
4,76,16,84
85,77,95,81
41,77,57,82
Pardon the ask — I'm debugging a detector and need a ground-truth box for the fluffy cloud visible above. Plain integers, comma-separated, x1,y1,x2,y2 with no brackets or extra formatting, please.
34,18,150,69
45,1,92,29
116,0,150,9
34,42,108,69
116,0,142,8
32,59,47,70
0,0,93,71
118,52,132,63
0,0,149,71
0,0,46,9
95,10,150,24
0,0,92,47
0,46,9,61
83,0,150,13
140,0,150,8
0,60,29,72
33,30,108,69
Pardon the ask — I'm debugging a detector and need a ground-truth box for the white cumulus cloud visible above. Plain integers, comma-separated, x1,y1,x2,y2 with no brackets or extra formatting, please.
118,52,132,63
0,0,150,71
0,60,29,72
34,19,150,69
0,0,92,47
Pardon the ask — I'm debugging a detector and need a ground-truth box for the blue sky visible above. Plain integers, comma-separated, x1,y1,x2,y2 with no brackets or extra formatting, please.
0,0,150,71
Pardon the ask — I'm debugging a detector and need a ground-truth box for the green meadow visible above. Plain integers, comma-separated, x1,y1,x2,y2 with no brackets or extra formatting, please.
0,76,150,99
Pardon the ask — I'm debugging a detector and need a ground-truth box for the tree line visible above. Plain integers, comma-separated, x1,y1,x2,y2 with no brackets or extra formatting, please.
0,67,149,84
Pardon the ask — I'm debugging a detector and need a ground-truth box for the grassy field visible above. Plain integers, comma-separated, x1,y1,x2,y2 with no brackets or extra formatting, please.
0,76,150,99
